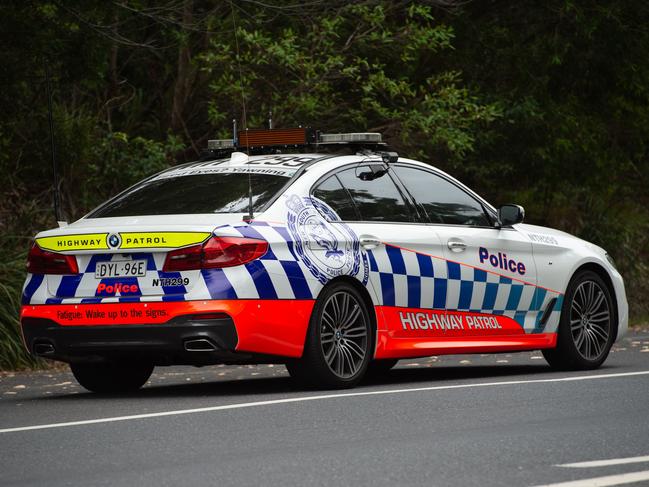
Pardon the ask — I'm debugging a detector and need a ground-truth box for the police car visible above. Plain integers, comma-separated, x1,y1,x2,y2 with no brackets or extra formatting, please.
20,128,628,392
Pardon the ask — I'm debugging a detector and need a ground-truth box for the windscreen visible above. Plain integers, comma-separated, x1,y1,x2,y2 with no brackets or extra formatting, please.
89,168,291,217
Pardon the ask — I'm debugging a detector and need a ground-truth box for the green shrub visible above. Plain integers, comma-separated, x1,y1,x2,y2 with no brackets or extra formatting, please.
0,249,44,369
0,113,183,370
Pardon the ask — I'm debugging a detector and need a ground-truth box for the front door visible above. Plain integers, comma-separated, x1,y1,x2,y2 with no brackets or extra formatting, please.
391,164,547,340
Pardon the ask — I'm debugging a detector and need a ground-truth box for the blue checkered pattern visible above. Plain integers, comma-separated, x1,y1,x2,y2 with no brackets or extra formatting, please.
207,221,320,300
22,221,323,306
20,222,563,334
367,244,563,333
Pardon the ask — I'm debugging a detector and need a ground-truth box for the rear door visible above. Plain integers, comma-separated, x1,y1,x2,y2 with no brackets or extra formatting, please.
310,162,449,358
392,164,544,335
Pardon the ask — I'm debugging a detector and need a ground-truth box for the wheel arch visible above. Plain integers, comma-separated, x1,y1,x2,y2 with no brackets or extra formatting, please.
570,262,619,341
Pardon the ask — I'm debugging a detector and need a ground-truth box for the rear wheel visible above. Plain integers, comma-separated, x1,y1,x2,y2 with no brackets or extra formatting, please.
70,361,154,393
543,270,615,370
286,282,373,388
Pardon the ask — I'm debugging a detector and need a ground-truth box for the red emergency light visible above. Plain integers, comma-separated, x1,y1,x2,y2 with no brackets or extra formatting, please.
237,128,315,148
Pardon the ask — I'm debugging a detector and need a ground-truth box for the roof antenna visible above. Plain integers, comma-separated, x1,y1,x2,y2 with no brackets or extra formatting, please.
230,0,253,222
245,126,253,222
45,60,65,225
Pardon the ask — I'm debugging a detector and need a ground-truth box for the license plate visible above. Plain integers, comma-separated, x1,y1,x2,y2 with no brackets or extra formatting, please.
94,260,147,278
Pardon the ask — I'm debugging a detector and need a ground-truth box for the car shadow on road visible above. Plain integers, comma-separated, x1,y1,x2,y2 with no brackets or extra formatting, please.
362,363,552,386
35,360,622,402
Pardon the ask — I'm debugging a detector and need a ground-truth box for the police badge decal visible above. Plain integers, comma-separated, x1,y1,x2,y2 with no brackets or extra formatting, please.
286,194,369,285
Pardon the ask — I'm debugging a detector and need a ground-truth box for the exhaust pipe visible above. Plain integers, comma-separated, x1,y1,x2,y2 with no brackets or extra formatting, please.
33,342,55,356
184,338,217,352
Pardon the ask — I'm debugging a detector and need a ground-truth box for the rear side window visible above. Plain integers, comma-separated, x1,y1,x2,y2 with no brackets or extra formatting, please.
393,165,490,226
333,165,413,222
312,175,359,221
89,172,290,217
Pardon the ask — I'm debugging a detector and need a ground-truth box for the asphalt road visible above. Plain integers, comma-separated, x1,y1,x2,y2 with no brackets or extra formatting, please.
1,331,648,487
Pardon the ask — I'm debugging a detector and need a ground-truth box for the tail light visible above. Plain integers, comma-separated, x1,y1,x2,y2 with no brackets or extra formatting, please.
163,236,268,272
26,243,79,275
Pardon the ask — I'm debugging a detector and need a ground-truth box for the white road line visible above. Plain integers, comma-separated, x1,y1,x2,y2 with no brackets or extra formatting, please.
558,455,649,469
1,369,648,435
533,470,649,487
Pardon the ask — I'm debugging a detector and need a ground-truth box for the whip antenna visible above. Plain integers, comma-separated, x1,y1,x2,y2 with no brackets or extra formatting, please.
45,60,64,223
229,1,253,222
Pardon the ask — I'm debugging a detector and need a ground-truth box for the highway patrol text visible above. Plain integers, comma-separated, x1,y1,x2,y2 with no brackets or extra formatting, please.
399,311,502,331
56,238,102,248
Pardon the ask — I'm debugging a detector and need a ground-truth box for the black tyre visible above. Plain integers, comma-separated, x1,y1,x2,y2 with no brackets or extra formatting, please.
286,282,373,388
543,270,615,370
70,361,154,393
365,359,399,377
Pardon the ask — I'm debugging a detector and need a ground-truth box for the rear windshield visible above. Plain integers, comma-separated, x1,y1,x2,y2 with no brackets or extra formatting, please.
89,170,290,217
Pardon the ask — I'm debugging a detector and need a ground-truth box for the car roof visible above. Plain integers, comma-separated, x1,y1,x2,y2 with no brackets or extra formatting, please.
154,153,342,179
189,151,441,173
157,151,495,215
185,151,479,198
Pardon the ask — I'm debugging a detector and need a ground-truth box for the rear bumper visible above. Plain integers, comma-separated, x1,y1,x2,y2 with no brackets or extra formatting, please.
21,315,241,365
20,300,315,364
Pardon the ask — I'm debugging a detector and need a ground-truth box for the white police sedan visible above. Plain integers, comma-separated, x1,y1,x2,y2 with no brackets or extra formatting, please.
20,129,628,392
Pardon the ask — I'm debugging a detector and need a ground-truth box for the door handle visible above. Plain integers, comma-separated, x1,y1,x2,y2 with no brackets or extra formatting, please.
447,239,467,252
360,236,381,249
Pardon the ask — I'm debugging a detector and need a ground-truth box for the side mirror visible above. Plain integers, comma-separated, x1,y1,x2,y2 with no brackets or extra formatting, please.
498,204,525,226
357,164,387,181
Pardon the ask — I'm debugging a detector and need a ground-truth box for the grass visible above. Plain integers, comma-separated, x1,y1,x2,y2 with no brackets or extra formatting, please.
629,315,649,332
0,249,44,370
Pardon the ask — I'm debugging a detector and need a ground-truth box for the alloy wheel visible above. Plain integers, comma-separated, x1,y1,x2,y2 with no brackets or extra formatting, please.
569,280,611,361
319,290,368,379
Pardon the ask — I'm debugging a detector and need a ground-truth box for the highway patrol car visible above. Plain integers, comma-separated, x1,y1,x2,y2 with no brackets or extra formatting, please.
20,128,628,392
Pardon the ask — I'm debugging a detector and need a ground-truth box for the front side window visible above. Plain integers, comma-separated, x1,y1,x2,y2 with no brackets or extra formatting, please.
393,165,490,226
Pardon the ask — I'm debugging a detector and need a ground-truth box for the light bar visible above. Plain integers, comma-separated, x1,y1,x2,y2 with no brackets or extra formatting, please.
203,128,387,160
237,128,313,148
207,139,235,150
318,132,383,144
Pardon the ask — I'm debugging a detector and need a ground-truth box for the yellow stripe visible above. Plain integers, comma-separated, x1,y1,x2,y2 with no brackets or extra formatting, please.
36,232,212,252
36,234,109,252
119,232,211,249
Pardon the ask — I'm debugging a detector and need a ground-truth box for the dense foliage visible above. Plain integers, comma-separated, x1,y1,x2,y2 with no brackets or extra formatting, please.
1,0,647,368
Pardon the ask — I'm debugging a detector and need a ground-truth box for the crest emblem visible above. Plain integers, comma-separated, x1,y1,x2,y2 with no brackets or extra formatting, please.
286,195,368,285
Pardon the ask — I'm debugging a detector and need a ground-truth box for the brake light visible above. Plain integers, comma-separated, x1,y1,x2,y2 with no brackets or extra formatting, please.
163,236,268,271
26,243,79,275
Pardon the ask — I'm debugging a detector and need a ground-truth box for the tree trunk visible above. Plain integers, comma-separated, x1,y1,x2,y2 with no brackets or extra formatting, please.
170,0,193,134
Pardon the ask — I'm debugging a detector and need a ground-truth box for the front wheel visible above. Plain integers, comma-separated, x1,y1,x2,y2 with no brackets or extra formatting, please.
286,282,373,388
70,361,154,393
543,270,615,370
